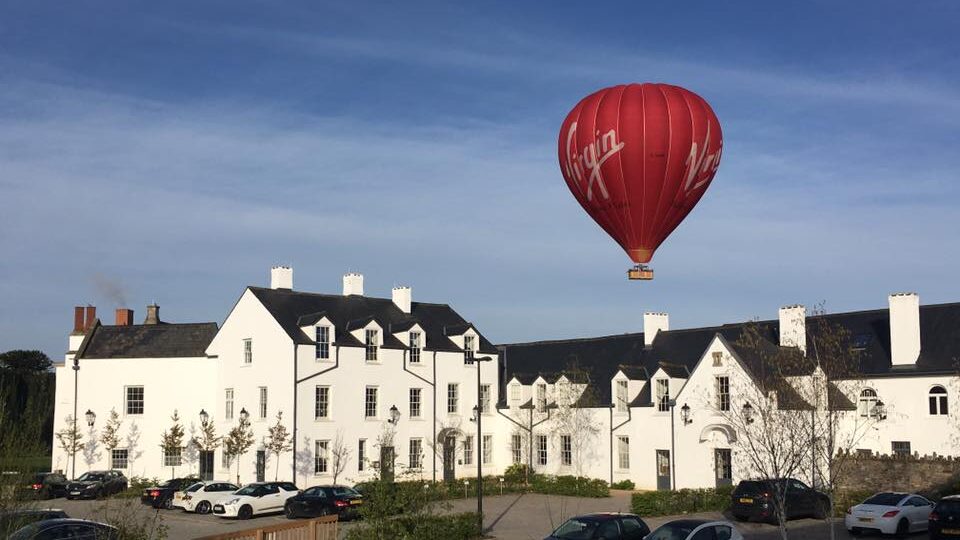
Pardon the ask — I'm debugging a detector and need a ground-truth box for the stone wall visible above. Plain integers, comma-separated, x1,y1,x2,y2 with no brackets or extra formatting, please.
838,453,960,495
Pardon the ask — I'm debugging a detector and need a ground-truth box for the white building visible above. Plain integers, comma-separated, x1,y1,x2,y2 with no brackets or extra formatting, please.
53,269,960,491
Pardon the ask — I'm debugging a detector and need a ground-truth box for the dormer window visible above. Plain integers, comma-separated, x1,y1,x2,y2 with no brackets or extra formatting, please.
464,335,475,363
409,331,422,363
365,329,379,362
656,379,670,412
510,383,521,404
316,326,330,360
615,380,628,413
536,382,547,410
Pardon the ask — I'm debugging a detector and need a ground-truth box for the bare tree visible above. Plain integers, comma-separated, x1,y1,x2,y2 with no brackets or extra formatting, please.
82,425,101,470
294,435,314,486
98,409,122,459
550,371,602,480
264,411,292,481
159,410,185,479
125,421,144,475
330,429,352,485
223,414,254,485
55,415,84,480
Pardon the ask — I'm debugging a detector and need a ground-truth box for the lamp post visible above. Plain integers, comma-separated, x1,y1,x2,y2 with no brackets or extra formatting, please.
388,405,400,425
199,409,209,425
470,355,494,535
85,410,96,428
680,403,692,425
71,357,80,480
742,402,755,424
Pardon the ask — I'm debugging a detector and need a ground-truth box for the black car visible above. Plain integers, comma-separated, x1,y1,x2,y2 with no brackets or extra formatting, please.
16,472,69,500
66,470,128,500
545,512,650,540
284,485,364,520
9,518,117,540
930,495,960,539
730,478,829,523
0,509,69,537
140,476,201,509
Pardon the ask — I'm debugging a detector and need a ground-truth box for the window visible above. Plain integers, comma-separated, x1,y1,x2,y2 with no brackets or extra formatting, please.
510,384,521,404
125,386,144,415
617,436,630,470
365,329,379,361
447,383,459,414
222,451,233,469
409,388,422,418
536,383,547,410
482,434,493,465
315,440,329,474
409,332,421,363
715,376,730,412
243,338,252,364
892,441,911,457
258,386,268,419
511,434,522,464
560,434,572,466
480,384,491,414
163,447,182,467
715,448,732,483
409,439,423,469
315,386,330,419
656,379,670,412
463,435,473,465
358,440,366,471
656,450,671,477
316,326,330,360
111,449,128,469
712,351,723,366
930,386,948,415
537,435,548,466
224,388,234,420
464,335,475,363
615,380,629,413
365,387,378,418
859,388,879,418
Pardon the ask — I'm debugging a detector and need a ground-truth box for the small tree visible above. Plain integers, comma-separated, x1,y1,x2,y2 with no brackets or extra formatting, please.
159,411,185,479
223,414,254,485
265,411,292,481
330,429,352,485
125,421,144,474
55,415,84,480
99,409,122,466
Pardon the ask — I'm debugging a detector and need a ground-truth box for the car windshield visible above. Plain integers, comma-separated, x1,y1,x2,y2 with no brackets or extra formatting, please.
332,487,360,497
76,473,103,481
938,501,960,514
552,518,600,540
647,523,697,540
235,485,261,496
160,479,179,488
864,493,904,506
186,483,203,493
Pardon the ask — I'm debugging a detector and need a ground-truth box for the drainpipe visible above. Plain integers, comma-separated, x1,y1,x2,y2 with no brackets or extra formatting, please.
403,349,437,482
670,400,677,490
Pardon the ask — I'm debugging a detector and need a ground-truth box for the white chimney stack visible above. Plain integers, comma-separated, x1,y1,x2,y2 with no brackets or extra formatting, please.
643,312,669,347
392,286,412,313
343,272,364,296
270,266,293,290
778,304,807,353
889,292,920,366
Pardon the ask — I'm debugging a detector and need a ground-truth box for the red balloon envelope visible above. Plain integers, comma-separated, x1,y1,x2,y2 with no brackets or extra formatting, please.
558,83,722,265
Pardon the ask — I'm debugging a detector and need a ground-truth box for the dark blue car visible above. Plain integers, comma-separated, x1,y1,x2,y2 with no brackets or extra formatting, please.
545,513,649,540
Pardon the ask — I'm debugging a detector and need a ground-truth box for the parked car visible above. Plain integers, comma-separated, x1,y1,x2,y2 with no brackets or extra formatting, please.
9,518,117,540
213,482,300,519
16,472,69,500
930,495,960,539
65,470,128,500
139,476,200,509
645,519,743,540
175,481,240,514
730,478,829,522
284,485,364,520
0,509,69,537
844,491,933,536
544,512,650,540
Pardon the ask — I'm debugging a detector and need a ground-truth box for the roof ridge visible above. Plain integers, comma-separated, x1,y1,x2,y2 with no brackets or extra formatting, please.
102,322,218,328
248,286,451,307
498,331,645,348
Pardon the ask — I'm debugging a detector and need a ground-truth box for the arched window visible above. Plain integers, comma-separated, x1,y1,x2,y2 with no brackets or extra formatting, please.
859,388,878,418
929,386,948,416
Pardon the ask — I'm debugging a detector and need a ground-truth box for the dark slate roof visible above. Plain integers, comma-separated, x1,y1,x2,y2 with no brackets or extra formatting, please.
77,321,218,359
248,287,498,354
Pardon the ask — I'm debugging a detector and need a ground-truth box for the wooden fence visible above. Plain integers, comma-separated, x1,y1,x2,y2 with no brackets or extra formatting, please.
193,515,338,540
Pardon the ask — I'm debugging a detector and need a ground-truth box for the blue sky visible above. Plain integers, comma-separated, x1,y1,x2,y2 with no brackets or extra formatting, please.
2,1,958,360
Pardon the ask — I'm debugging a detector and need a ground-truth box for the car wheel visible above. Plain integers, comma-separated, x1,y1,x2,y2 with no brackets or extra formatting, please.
95,488,103,499
284,503,296,519
895,518,909,538
732,513,748,522
238,505,253,520
319,507,330,516
849,527,861,536
196,501,211,514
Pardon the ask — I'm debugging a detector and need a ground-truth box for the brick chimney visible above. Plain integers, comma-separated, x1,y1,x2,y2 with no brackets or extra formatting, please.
115,308,134,326
84,306,97,331
73,306,85,334
144,304,160,325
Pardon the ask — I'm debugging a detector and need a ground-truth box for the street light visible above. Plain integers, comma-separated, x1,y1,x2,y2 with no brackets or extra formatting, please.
680,403,692,425
472,355,495,536
240,407,249,421
742,402,755,424
199,409,209,425
470,405,479,422
85,409,96,428
873,400,887,421
388,405,401,425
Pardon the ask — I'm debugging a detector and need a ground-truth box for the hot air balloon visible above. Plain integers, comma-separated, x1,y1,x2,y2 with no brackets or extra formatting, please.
558,83,722,280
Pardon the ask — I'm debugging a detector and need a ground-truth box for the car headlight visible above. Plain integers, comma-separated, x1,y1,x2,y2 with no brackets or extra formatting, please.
225,498,240,505
84,485,98,491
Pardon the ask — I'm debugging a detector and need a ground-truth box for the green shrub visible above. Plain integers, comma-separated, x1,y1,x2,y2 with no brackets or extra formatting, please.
346,512,481,540
531,475,609,498
611,480,635,490
503,463,531,484
631,485,733,517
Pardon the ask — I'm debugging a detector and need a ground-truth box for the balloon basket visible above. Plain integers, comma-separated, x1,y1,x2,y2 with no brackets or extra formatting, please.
627,265,654,280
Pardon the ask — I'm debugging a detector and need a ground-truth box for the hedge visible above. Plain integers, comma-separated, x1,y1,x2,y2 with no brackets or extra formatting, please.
631,485,733,517
531,475,609,498
345,512,481,540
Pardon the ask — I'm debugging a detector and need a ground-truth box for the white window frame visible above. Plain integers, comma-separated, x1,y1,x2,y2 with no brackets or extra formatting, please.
243,338,252,364
536,435,548,466
163,447,182,467
315,386,330,420
447,383,459,414
930,386,948,416
482,434,493,465
315,440,329,474
124,386,144,416
463,435,474,465
358,439,366,471
111,448,128,469
409,331,421,363
409,438,423,469
365,329,379,362
480,384,491,414
536,383,547,410
224,388,234,420
316,326,330,360
409,388,422,419
510,384,521,404
615,380,628,413
511,434,522,464
560,434,572,466
464,335,475,363
859,388,879,418
365,386,378,419
617,436,630,470
656,379,670,412
258,386,268,419
715,376,730,412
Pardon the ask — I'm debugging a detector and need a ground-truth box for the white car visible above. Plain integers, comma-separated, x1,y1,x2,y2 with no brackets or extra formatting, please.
845,492,934,536
645,519,743,540
174,481,240,513
213,481,300,519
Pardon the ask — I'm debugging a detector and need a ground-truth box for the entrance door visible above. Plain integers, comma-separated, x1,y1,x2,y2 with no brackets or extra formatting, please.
715,449,732,488
443,435,457,482
656,450,671,490
199,451,214,481
256,450,266,482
